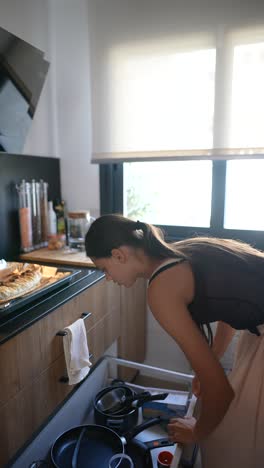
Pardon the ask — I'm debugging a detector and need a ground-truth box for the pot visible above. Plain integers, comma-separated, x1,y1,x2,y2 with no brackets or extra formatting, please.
94,384,168,434
94,384,138,434
50,418,161,468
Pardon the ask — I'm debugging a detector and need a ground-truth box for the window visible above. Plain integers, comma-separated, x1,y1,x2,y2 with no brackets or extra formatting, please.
100,26,264,247
224,37,264,231
124,161,212,227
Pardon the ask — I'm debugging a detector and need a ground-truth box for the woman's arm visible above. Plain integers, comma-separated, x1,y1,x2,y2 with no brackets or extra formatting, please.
192,321,236,397
148,262,235,443
212,321,236,359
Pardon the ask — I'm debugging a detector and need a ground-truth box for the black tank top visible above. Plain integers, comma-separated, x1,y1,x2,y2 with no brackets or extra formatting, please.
148,245,264,336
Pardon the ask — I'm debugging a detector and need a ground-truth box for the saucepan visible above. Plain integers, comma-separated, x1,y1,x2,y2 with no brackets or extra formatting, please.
94,384,168,434
50,418,161,468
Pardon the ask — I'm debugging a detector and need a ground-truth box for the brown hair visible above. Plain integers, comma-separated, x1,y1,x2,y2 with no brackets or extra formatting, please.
85,214,185,260
85,214,264,346
85,214,264,263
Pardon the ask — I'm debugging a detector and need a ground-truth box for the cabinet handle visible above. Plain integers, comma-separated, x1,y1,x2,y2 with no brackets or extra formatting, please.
59,354,93,383
56,312,92,336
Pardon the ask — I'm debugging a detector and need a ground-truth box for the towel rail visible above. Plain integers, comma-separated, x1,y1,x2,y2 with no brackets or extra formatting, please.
56,312,92,336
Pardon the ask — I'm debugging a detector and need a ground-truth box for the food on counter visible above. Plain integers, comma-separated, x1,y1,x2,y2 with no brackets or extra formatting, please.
0,264,42,301
48,234,66,250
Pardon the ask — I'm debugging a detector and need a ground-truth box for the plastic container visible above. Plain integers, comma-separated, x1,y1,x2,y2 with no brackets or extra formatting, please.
48,201,57,236
48,234,66,250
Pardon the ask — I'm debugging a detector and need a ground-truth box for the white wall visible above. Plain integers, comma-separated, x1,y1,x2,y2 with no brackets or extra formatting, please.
0,0,100,216
48,0,99,215
0,0,252,374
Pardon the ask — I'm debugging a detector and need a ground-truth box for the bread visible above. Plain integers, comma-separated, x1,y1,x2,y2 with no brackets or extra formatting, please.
0,265,42,301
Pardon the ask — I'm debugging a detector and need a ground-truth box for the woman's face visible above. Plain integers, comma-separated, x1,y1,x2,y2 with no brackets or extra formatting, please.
91,247,140,288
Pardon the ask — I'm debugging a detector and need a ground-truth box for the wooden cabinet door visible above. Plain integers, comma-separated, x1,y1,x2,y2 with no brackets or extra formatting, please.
118,278,147,380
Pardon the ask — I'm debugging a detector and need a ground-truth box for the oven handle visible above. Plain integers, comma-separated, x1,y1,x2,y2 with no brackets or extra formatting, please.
56,312,92,336
56,312,93,383
59,354,93,383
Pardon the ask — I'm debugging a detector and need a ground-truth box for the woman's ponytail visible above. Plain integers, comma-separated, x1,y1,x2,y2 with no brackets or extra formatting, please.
85,214,184,261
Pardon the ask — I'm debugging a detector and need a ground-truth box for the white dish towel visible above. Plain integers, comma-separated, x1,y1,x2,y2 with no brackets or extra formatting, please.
63,318,92,385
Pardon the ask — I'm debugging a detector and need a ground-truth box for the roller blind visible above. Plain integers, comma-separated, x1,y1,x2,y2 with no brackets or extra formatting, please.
88,1,264,163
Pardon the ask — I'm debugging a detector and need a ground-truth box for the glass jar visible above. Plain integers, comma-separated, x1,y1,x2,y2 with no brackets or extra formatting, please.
67,211,94,250
40,180,48,246
31,179,42,249
16,180,33,252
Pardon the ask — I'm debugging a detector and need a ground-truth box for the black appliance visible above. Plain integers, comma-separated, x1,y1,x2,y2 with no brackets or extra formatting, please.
0,26,50,153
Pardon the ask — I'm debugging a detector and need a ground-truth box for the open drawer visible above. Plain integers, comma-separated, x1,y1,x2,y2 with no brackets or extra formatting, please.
8,356,197,468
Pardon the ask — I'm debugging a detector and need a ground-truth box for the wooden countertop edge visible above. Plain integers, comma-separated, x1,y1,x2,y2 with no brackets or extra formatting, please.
19,250,96,268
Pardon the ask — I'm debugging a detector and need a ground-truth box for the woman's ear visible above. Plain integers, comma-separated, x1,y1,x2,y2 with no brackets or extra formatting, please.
111,247,127,264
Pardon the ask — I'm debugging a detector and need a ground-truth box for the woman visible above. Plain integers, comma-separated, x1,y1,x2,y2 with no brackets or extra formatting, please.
85,214,264,468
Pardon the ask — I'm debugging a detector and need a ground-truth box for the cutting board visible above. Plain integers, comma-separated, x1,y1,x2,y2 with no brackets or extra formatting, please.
20,248,96,268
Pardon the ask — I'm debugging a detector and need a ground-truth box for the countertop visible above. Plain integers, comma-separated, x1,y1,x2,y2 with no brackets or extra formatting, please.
0,266,104,346
20,247,95,267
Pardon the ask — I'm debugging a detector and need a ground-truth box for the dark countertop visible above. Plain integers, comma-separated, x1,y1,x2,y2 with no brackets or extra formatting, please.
0,266,105,345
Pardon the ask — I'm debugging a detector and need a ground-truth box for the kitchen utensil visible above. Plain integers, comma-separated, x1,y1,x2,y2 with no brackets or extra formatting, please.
108,453,134,468
50,418,160,468
94,384,168,434
96,385,169,414
94,384,138,434
96,387,128,413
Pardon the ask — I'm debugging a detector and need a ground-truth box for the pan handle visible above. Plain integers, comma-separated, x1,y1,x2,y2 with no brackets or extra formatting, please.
134,392,169,407
124,417,161,442
71,427,86,468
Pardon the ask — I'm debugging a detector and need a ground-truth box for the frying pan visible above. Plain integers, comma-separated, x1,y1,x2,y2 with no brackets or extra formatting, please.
50,418,161,468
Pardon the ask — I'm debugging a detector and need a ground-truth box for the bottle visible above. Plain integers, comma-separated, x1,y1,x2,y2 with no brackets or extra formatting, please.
54,199,66,234
40,180,49,246
48,201,57,236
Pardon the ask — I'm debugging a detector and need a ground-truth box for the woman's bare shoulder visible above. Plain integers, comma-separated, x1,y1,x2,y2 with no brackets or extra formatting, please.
148,260,195,305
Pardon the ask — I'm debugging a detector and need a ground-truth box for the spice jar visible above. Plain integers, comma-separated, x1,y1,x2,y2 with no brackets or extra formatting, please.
16,180,33,252
31,179,42,249
40,180,48,246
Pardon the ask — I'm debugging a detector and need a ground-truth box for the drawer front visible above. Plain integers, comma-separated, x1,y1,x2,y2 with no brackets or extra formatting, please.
0,320,42,406
0,354,73,467
39,279,120,369
88,306,121,363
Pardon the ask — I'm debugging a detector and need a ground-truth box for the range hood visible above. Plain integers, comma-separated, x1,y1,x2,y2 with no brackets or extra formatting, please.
0,26,50,153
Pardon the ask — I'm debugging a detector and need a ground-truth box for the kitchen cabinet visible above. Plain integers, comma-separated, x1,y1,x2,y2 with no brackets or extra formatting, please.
0,278,121,466
0,274,147,466
118,278,147,381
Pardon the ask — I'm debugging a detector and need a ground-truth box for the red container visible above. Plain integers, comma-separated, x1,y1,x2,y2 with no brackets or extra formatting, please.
157,450,173,467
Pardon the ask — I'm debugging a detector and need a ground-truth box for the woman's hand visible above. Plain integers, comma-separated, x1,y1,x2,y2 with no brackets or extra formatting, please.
192,375,201,397
167,416,198,444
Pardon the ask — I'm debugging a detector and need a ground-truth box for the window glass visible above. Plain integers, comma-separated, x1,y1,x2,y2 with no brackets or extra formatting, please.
224,159,264,230
124,161,212,227
229,41,264,147
225,40,264,230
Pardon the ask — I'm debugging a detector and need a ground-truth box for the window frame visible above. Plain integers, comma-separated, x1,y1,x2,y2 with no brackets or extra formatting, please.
100,160,264,250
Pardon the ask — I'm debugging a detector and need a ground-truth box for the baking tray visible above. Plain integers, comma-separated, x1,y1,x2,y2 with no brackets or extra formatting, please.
0,263,82,319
